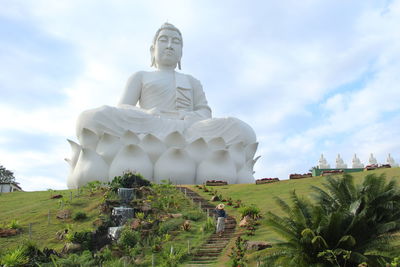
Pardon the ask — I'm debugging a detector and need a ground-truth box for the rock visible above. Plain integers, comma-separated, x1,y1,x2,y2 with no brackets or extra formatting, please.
130,218,141,230
245,241,271,251
239,215,253,227
0,228,19,237
55,229,68,240
170,213,183,218
92,218,104,228
51,194,63,199
56,210,72,220
139,202,152,212
61,242,82,254
182,220,191,231
210,195,220,201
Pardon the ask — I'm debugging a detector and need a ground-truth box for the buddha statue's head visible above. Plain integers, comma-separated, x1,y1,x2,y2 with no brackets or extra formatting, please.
151,23,183,70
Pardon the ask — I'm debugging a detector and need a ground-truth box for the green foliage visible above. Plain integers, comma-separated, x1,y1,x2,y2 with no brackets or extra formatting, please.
0,246,28,266
202,216,215,233
52,250,97,266
158,218,185,235
0,164,15,184
118,228,141,249
0,240,55,266
160,246,187,267
263,174,400,267
73,211,87,221
7,219,22,230
69,230,94,251
239,205,261,219
182,210,205,221
135,212,145,220
391,257,400,266
109,171,151,191
229,236,247,267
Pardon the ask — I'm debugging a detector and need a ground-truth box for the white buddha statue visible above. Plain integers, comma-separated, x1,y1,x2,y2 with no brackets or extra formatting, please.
352,154,364,168
387,153,399,167
369,153,378,165
318,154,330,169
66,23,258,188
335,154,347,169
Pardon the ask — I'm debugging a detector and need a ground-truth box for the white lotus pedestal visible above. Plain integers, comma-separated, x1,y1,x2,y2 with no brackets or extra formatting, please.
66,129,260,188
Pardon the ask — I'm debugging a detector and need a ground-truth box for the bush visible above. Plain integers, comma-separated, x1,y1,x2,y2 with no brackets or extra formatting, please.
7,219,22,230
109,171,151,192
52,250,97,267
202,216,215,233
158,218,184,235
182,210,204,221
118,228,141,249
73,211,88,221
239,205,261,219
70,230,94,251
0,247,28,266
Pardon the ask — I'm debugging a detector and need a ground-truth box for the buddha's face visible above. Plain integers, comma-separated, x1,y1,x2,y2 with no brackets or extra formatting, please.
152,29,182,69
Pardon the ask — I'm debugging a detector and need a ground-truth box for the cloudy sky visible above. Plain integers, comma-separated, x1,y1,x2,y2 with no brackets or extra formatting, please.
1,0,399,191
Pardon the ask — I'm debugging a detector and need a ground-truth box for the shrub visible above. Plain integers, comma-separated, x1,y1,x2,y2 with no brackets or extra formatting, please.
52,250,97,266
70,230,94,251
109,171,151,191
239,205,261,219
0,247,28,266
7,219,22,230
182,210,204,221
118,228,141,249
158,218,184,235
73,211,87,221
202,216,215,232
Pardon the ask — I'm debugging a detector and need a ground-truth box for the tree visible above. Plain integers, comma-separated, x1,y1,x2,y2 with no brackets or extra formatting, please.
263,174,400,267
0,164,16,183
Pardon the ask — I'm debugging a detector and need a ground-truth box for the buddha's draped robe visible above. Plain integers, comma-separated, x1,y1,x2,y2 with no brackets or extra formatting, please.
76,71,256,146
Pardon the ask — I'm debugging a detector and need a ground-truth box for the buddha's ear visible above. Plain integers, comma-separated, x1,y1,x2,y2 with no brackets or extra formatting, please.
150,45,155,67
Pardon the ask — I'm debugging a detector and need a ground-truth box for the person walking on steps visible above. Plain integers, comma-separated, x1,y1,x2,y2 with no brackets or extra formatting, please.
215,203,227,237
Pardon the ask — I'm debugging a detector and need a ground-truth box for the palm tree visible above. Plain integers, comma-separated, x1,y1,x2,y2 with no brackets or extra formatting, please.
263,173,400,267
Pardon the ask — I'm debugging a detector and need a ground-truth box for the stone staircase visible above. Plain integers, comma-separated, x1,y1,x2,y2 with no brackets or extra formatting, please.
177,187,237,266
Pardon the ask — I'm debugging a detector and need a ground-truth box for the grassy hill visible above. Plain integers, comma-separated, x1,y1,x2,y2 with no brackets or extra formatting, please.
186,167,400,264
0,189,104,251
1,167,400,266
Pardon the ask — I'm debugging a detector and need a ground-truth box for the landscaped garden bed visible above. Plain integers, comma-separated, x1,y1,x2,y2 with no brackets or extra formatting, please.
205,180,228,186
255,178,279,184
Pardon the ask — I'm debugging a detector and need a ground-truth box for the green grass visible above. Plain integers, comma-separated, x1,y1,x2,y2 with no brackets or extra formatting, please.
188,167,400,265
1,168,400,266
0,189,103,252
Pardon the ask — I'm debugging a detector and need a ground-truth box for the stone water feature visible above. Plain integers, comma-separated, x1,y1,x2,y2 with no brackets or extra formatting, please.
108,188,135,240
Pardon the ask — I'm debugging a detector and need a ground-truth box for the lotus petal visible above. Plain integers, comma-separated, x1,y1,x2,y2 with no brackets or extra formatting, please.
196,149,236,184
154,148,195,184
208,137,226,150
96,133,122,164
185,138,208,164
72,148,109,188
228,142,246,171
78,128,99,150
164,131,186,148
139,134,167,164
109,144,153,181
122,130,140,145
245,142,258,161
67,139,81,168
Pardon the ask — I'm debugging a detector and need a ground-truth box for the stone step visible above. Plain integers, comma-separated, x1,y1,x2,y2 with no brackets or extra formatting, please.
177,186,237,265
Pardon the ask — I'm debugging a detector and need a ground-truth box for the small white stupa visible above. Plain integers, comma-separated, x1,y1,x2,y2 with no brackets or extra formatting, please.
387,153,399,167
318,154,330,169
352,154,364,168
335,154,347,169
369,153,378,165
